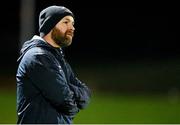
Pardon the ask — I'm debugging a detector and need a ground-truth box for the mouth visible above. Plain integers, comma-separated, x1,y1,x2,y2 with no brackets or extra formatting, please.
66,31,74,37
66,33,73,38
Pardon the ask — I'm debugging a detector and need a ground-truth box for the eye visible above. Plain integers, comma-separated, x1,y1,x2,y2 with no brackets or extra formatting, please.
64,21,68,24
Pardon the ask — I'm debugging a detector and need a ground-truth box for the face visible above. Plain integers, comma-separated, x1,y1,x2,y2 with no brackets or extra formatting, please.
51,15,75,47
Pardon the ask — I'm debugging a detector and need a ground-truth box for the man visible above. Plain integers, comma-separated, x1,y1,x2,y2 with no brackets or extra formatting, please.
16,5,91,124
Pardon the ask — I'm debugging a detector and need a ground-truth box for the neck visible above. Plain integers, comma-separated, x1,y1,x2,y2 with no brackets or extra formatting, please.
43,33,61,48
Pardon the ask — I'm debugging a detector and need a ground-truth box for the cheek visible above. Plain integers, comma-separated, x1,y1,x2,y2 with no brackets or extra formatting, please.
57,26,67,33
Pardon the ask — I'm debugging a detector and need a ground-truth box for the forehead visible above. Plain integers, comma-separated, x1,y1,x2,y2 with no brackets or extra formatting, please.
61,15,74,22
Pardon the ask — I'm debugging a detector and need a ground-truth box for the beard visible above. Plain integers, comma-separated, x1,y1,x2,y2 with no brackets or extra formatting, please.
51,27,73,47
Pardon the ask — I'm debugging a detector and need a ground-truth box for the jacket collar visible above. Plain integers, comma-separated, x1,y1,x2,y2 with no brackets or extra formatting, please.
32,35,65,57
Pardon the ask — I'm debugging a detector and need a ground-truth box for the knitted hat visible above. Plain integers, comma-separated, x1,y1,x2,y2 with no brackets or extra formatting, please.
39,5,74,37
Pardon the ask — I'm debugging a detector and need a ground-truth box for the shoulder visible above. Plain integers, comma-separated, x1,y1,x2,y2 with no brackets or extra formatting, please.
25,46,54,58
21,46,57,66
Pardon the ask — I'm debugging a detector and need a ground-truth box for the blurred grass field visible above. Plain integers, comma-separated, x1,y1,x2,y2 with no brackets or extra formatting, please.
0,90,180,123
1,58,180,123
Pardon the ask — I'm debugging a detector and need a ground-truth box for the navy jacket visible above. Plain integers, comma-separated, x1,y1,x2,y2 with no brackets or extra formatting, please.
16,35,91,124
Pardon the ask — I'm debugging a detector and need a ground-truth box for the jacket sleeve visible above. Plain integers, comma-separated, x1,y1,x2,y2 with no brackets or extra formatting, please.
23,48,79,116
66,63,91,109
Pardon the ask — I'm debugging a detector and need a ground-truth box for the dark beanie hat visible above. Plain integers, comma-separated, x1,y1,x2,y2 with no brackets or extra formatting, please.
39,5,74,37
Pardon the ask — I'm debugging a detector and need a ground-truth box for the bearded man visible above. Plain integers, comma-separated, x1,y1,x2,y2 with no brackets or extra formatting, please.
16,5,91,124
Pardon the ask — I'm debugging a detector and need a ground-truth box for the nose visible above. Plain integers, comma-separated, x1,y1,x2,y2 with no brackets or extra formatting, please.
68,22,75,31
71,24,75,31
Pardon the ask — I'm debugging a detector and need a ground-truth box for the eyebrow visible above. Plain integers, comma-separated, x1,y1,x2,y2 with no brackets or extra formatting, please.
64,18,75,24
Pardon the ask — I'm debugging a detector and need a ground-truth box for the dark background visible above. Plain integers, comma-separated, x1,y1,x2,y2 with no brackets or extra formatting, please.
0,0,179,93
0,1,180,123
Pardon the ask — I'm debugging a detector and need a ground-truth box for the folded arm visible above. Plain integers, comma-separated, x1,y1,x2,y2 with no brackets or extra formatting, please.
24,48,79,116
